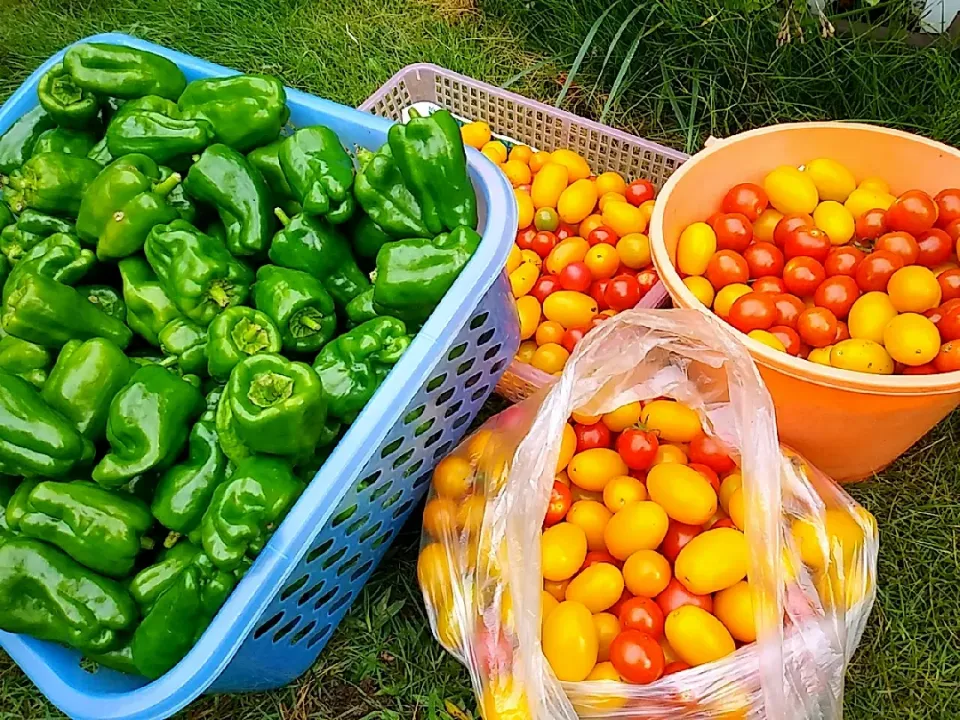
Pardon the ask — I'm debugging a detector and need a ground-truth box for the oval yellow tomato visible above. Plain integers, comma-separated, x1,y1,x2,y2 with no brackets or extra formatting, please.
806,345,833,365
531,162,570,209
848,291,898,344
568,448,629,492
506,244,523,273
604,501,669,560
482,140,508,164
546,236,590,274
646,463,718,525
830,339,895,375
602,201,646,237
542,522,588,581
616,233,651,269
542,600,599,681
543,290,599,329
482,677,532,720
516,295,541,340
748,329,786,352
460,121,491,150
764,165,819,214
714,580,756,642
858,175,889,194
433,455,473,499
665,605,736,666
844,187,895,218
558,179,599,224
509,261,539,298
509,144,533,164
541,589,560,627
598,191,627,212
603,475,647,513
653,444,687,465
623,549,672,597
676,222,717,275
531,342,569,374
457,493,486,535
640,400,701,442
566,562,625,613
813,200,855,245
577,661,626,712
550,149,592,181
423,496,458,539
674,527,749,594
713,283,752,319
516,340,537,364
592,614,621,662
596,171,627,196
557,422,576,473
514,189,534,230
753,208,784,243
503,159,532,187
418,542,454,607
718,471,742,514
683,275,715,307
567,499,613,551
602,401,643,432
883,313,940,366
804,158,856,202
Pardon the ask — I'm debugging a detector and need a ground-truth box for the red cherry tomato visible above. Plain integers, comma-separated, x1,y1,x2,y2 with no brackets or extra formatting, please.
609,589,634,618
834,320,850,342
582,550,621,570
687,463,720,493
782,257,826,297
656,577,713,615
544,481,572,527
935,303,960,342
711,518,736,530
575,421,612,452
855,208,887,241
625,179,656,207
824,246,865,278
473,623,513,678
743,241,784,279
783,226,831,263
875,231,920,265
587,225,617,247
663,661,691,676
945,219,960,244
934,342,960,373
915,229,953,268
727,292,776,333
562,326,588,354
610,629,665,685
531,231,558,258
772,293,806,328
903,363,938,375
617,428,659,471
555,222,576,241
705,250,749,290
659,520,700,563
814,275,860,319
721,183,768,221
752,276,786,294
605,274,643,311
886,190,938,234
935,189,960,227
797,306,838,348
618,596,665,639
855,250,904,292
636,269,659,297
769,325,801,355
590,280,610,311
559,261,593,292
773,213,814,248
938,269,960,302
530,274,562,304
516,228,537,251
710,213,753,252
687,432,736,473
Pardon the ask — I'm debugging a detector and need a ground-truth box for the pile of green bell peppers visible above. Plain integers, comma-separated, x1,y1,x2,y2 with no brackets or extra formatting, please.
0,41,481,681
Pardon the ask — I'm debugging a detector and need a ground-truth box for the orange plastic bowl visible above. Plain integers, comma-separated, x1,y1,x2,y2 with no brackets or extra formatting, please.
650,122,960,482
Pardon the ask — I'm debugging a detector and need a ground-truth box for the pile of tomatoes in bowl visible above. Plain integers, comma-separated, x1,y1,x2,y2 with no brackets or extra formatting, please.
675,158,960,375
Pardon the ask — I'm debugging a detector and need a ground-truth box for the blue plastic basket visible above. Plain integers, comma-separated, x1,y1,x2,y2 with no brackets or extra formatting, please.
0,33,519,720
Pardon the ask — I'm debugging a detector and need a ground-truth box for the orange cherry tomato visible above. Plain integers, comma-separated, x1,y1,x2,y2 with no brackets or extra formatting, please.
584,244,621,280
536,320,566,346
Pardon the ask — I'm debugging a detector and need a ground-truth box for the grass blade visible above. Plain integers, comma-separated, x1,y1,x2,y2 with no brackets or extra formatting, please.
556,0,624,108
589,2,646,104
502,57,552,89
601,19,664,124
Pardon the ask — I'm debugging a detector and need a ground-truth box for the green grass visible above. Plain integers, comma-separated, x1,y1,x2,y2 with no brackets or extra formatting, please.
2,0,960,717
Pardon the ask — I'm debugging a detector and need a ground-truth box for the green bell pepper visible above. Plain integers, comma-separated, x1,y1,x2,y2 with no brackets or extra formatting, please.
76,153,161,245
388,108,477,234
0,476,18,538
0,106,55,174
354,145,430,239
253,265,336,354
0,369,94,477
269,209,370,308
32,128,99,158
158,318,208,375
206,306,282,380
160,165,199,224
0,204,11,233
312,317,411,424
118,256,183,346
178,75,288,152
373,226,481,327
0,209,74,265
0,257,7,289
351,214,393,263
106,109,214,165
201,456,304,571
2,272,133,349
216,353,326,461
8,480,153,577
0,537,137,652
5,478,39,529
87,138,114,167
144,219,254,325
41,338,135,440
3,152,101,216
64,43,187,100
37,62,100,129
0,332,53,388
78,284,127,323
247,138,298,209
279,126,355,224
89,642,138,675
182,144,274,257
97,171,182,261
92,365,204,488
2,233,96,303
344,287,378,329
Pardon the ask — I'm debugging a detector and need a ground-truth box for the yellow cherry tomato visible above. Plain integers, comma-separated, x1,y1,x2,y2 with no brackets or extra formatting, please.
516,295,542,340
713,282,752,319
543,290,599,329
858,175,890,194
558,179,600,224
423,497,459,539
623,549,672,597
544,578,570,602
646,463,718,525
793,507,866,570
665,605,736,667
520,248,542,270
571,409,602,424
714,580,756,643
509,144,533,164
483,678,532,720
542,589,560,626
509,261,539,298
567,500,613,551
460,121,491,150
804,158,856,202
718,471,742,514
592,614,621,663
529,151,551,174
764,165,819,214
603,474,647,513
532,162,570,209
502,159,532,187
433,455,473,499
596,171,627,197
640,400,701,442
603,501,669,561
727,486,745,530
882,313,940,366
674,527,749,594
683,275,715,307
536,320,566,346
465,429,492,464
545,236,590,275
847,291,898,344
602,201,646,237
542,600,599,681
598,191,627,212
506,244,523,274
516,340,537,364
566,562,624,613
542,522,588,581
753,208,784,243
417,543,454,606
435,603,464,650
830,339,895,375
550,149,592,182
887,265,942,313
638,199,656,229
653,444,687,465
616,233,651,270
482,140,508,163
584,243,620,279
844,187,895,218
933,261,959,276
557,422,577,473
457,494,486,535
748,329,786,352
579,214,605,239
807,345,833,365
676,222,717,276
568,448,629,492
514,189,534,229
601,401,642,432
813,200,855,245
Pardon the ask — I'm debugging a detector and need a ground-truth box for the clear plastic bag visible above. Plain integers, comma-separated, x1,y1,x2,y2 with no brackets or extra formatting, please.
417,309,878,719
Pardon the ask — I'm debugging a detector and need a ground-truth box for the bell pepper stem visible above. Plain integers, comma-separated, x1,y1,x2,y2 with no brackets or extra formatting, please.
163,531,181,549
355,146,374,169
407,107,422,119
141,536,156,551
152,172,182,198
274,207,292,228
208,282,231,308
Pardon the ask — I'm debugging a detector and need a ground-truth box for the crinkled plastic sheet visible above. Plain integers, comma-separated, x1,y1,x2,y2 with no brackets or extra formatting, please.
418,309,878,720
